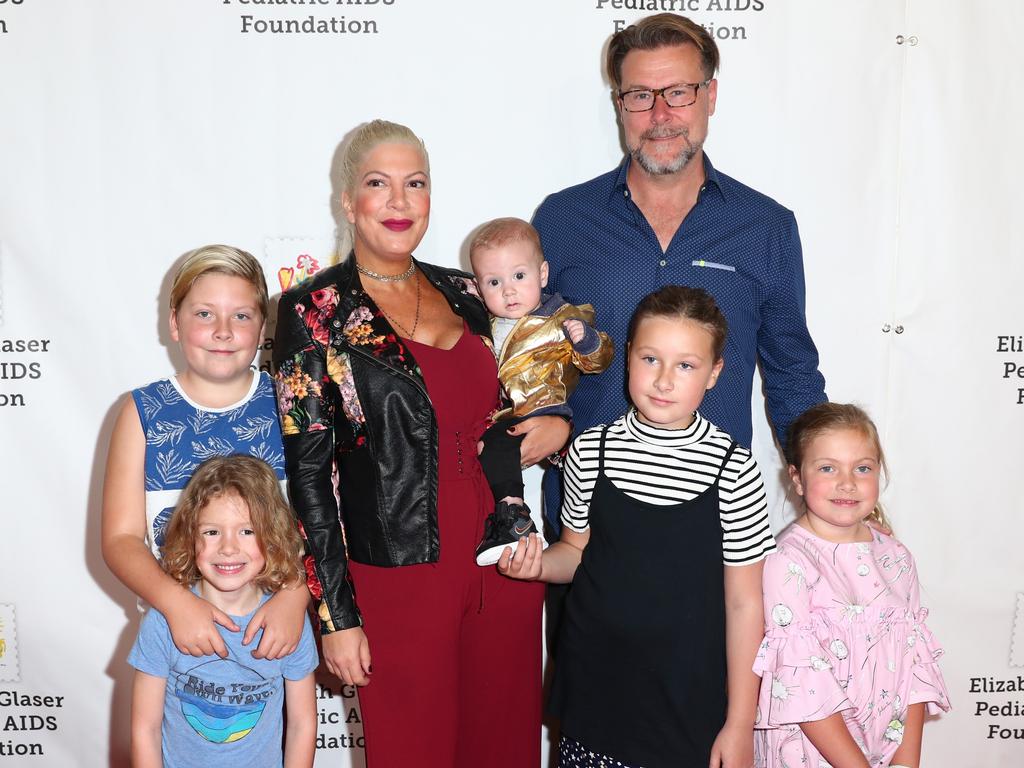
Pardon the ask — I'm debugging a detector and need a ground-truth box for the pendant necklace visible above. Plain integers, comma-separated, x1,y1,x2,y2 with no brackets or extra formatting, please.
377,272,421,339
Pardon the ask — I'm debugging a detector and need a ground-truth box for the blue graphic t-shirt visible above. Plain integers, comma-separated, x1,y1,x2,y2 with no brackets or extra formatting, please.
128,591,318,768
131,371,286,558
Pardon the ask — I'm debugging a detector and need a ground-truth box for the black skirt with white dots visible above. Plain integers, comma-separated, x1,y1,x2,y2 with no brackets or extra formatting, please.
559,735,635,768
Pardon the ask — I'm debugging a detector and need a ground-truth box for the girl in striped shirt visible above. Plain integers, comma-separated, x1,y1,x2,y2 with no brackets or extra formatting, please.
500,285,771,768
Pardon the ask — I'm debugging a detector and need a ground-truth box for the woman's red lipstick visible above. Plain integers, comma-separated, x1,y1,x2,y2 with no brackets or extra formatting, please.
382,219,413,231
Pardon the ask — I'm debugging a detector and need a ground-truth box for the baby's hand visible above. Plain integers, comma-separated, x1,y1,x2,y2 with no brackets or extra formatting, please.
563,319,585,344
496,533,544,581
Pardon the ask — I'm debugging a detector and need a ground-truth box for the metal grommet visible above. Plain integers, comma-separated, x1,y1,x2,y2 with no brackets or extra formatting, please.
908,35,919,46
882,323,891,333
896,34,905,45
894,325,905,334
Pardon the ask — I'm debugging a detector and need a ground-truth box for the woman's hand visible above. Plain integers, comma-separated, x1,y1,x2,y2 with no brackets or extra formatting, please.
244,584,310,660
165,589,239,658
322,627,372,686
510,415,570,467
496,533,544,581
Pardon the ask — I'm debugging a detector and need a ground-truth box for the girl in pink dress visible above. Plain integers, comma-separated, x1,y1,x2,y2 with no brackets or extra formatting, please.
754,403,950,768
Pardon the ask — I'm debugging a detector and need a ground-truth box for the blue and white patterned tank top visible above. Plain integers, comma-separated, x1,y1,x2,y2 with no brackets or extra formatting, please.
131,370,286,558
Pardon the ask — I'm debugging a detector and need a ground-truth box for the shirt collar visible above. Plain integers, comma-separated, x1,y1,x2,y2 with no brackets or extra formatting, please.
701,153,727,200
623,408,711,447
612,152,728,203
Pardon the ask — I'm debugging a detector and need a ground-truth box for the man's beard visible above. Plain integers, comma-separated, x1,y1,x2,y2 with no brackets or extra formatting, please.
629,126,701,175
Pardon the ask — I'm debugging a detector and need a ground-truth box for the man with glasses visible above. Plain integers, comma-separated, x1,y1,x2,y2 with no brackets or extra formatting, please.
535,12,826,522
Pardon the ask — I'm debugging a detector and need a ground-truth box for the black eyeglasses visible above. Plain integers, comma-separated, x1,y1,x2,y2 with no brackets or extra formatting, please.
618,81,711,112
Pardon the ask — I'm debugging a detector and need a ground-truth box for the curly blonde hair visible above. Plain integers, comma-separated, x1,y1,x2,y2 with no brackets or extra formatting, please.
161,456,303,592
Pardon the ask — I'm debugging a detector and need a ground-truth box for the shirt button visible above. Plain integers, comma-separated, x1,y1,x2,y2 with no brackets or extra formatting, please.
659,259,667,267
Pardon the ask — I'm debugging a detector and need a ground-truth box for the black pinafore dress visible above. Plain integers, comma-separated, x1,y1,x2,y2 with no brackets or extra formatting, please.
550,425,738,767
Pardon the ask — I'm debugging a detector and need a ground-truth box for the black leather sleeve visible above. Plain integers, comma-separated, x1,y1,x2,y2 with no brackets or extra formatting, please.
273,289,361,632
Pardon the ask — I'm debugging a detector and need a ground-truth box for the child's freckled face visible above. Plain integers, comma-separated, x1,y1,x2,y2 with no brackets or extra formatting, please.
472,240,548,320
627,315,722,431
194,493,265,598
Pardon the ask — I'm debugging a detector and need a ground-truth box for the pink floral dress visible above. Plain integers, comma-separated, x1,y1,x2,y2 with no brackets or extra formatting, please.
753,524,950,767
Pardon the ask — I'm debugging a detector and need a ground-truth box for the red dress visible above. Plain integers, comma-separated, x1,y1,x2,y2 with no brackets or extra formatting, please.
348,327,544,767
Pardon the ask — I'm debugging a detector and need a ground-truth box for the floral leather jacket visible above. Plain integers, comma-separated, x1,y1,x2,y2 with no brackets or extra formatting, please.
273,258,490,632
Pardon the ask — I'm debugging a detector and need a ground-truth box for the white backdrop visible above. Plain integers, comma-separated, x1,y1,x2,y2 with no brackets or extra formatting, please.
1,1,1023,765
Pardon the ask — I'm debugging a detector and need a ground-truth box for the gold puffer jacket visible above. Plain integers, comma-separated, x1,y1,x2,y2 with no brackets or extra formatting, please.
494,294,614,420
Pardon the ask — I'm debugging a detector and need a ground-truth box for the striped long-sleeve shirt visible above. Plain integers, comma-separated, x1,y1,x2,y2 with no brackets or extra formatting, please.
560,409,776,566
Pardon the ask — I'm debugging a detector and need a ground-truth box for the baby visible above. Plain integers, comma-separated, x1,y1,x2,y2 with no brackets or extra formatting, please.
470,217,613,565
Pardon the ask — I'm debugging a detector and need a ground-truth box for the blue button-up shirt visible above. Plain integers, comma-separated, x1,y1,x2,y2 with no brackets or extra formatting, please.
534,154,827,525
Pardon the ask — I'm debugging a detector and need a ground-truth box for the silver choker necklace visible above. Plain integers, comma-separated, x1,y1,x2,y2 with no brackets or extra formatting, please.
356,260,416,282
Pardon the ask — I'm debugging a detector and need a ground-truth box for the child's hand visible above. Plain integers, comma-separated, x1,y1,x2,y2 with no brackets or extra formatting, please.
322,627,372,687
709,719,754,768
244,585,309,659
496,533,544,581
563,319,585,344
165,590,239,658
